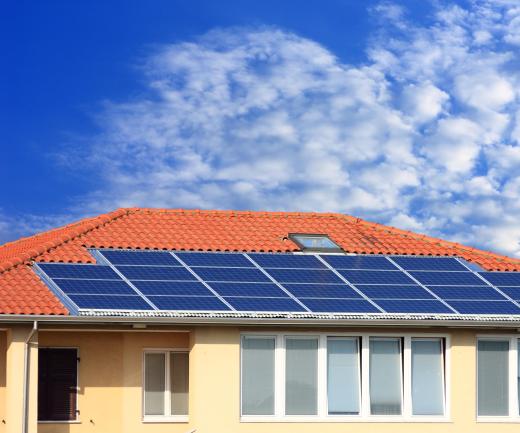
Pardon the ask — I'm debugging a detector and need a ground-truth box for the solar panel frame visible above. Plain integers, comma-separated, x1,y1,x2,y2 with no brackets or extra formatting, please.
38,264,122,280
264,268,344,284
68,294,155,310
175,252,254,268
53,279,138,296
337,269,416,285
479,272,520,286
147,295,231,311
207,282,290,298
446,300,520,315
391,256,467,271
280,283,363,299
496,287,520,301
131,281,215,296
374,299,454,314
320,255,397,270
298,298,381,313
248,253,326,269
355,285,435,300
223,296,306,312
99,250,182,266
116,265,197,281
409,271,487,286
189,267,271,283
426,286,507,300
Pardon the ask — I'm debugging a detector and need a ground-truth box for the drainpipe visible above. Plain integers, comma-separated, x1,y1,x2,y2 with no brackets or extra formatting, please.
22,321,38,433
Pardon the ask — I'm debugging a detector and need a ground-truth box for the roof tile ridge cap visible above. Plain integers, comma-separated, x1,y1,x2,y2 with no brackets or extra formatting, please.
352,215,520,265
0,208,132,274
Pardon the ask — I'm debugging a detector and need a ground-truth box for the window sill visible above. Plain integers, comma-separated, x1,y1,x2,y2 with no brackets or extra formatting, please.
477,417,520,423
38,420,81,424
142,415,188,423
240,415,451,423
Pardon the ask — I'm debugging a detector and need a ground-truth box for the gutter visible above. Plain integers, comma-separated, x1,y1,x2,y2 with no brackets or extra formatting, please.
22,320,37,433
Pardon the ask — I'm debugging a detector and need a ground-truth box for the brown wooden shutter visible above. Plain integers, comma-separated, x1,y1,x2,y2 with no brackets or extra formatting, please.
38,348,78,421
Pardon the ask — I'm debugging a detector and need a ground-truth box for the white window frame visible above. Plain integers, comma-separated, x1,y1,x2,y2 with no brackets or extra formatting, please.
476,336,520,423
240,332,451,423
142,348,189,423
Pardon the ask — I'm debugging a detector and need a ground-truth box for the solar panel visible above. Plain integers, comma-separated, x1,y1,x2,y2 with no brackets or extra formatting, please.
147,296,231,311
356,285,435,299
191,267,270,282
68,294,153,310
38,264,121,280
99,250,181,266
338,270,415,285
375,299,453,313
207,282,288,297
479,272,520,286
321,255,397,270
446,300,520,315
265,268,342,284
391,256,467,271
53,279,137,295
131,281,214,296
223,297,305,312
281,283,362,299
426,286,507,300
299,298,380,313
410,271,486,286
497,287,520,300
248,253,325,269
175,252,254,268
116,266,196,281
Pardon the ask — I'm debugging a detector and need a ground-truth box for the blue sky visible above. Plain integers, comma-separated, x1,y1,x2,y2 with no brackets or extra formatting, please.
2,1,520,257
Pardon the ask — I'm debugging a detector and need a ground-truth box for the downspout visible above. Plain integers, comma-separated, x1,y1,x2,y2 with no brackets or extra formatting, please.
22,321,38,433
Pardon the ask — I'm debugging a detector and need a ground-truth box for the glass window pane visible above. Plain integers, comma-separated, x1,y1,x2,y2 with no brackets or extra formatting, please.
369,338,402,415
327,338,360,415
144,353,165,416
241,337,275,415
285,337,318,415
170,352,189,415
478,340,509,416
412,339,444,415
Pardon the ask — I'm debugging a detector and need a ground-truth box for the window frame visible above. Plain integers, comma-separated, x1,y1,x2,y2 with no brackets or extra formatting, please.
142,348,189,423
240,332,451,423
476,335,520,423
288,233,343,253
37,346,80,424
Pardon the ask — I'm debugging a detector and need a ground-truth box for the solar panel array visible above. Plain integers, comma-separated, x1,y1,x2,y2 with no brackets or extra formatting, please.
34,250,520,316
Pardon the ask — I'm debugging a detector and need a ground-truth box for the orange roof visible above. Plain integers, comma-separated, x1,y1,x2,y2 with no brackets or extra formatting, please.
1,208,520,315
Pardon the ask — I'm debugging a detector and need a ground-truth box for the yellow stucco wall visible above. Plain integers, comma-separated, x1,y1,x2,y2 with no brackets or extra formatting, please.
1,325,519,433
0,332,6,433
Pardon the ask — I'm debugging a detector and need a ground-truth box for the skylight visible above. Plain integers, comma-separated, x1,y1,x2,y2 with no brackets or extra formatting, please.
289,233,342,252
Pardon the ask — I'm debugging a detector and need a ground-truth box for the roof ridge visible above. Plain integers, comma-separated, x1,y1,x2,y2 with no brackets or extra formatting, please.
0,208,132,273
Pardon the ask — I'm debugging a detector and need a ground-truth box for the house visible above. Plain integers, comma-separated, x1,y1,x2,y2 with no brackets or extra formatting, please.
0,207,520,433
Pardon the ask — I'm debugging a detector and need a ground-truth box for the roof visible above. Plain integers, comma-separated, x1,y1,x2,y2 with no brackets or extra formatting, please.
2,207,520,316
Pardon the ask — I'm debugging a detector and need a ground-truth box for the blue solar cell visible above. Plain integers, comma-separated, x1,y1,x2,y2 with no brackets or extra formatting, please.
99,250,181,266
248,253,325,269
479,272,520,286
338,270,415,285
176,252,253,268
447,300,520,315
427,286,507,300
497,287,520,300
410,271,486,286
391,257,467,271
321,255,397,270
376,299,453,313
224,297,305,312
38,264,121,280
265,268,342,284
192,267,270,282
116,266,196,281
147,296,230,311
208,282,288,297
53,279,136,295
68,295,153,310
131,281,213,296
300,298,380,313
356,285,434,299
281,284,362,299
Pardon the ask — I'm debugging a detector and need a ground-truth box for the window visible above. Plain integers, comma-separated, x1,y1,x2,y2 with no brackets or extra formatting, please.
143,351,189,421
38,348,78,422
477,337,520,420
240,333,449,421
289,234,342,252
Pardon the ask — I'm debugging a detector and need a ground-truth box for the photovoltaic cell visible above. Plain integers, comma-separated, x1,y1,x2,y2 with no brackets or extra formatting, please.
53,279,137,295
207,282,288,297
248,253,325,269
375,299,453,314
446,300,520,315
147,296,230,311
99,250,181,266
116,266,196,281
497,287,520,300
223,297,305,312
265,268,342,284
356,285,434,299
410,271,486,286
391,256,467,271
175,252,253,268
38,264,121,280
426,286,507,300
281,284,362,299
68,294,153,310
191,267,270,282
321,255,397,270
299,298,380,313
131,281,214,296
479,272,520,286
338,270,415,285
